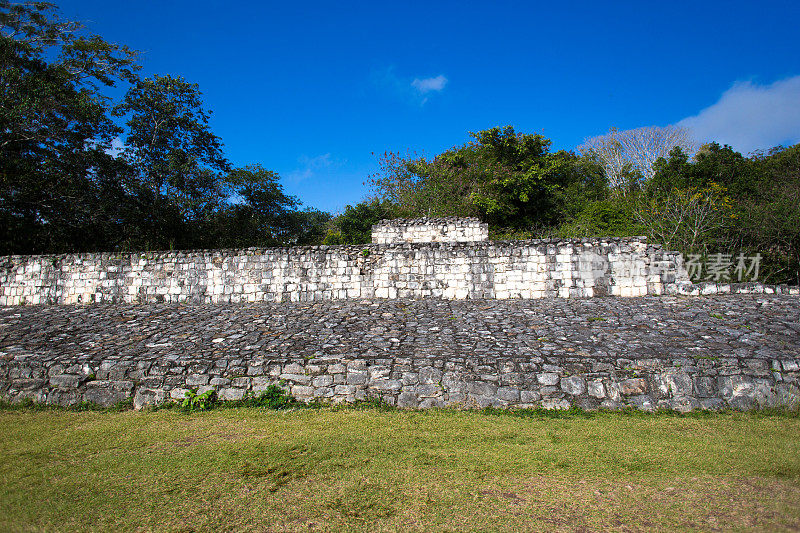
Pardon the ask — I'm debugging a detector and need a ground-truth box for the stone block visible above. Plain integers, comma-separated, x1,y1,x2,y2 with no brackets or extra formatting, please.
397,391,418,408
49,374,81,390
587,380,605,398
185,374,209,386
133,388,167,410
312,375,334,387
370,379,402,392
541,398,571,410
520,390,541,403
219,387,246,401
619,378,648,395
560,376,586,396
537,372,560,386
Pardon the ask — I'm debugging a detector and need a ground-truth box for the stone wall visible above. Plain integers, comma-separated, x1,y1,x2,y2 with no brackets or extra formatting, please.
1,296,798,411
0,238,690,306
371,217,489,244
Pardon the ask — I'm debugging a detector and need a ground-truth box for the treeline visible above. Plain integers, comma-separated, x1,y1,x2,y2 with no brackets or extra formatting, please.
0,2,329,256
326,127,800,285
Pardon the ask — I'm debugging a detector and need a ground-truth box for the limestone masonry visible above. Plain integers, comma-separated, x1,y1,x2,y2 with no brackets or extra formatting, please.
0,217,691,305
1,297,798,411
1,218,798,411
371,217,489,244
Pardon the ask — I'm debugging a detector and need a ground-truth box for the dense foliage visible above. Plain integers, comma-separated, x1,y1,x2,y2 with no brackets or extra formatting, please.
350,131,800,284
0,1,327,255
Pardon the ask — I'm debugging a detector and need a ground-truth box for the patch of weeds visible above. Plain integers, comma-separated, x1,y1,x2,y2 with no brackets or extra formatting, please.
709,313,726,319
350,396,395,412
0,398,108,412
588,317,606,322
233,385,302,410
181,388,217,412
108,397,134,412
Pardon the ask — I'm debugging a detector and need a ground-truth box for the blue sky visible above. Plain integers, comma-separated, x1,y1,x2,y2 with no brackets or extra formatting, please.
58,0,800,213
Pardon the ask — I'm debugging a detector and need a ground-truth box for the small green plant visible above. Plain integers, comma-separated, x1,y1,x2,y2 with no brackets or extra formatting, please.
588,317,606,322
361,249,370,257
243,385,301,410
181,388,216,412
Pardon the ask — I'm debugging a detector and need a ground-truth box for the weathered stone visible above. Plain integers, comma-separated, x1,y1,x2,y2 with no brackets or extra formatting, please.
328,363,345,374
520,390,541,403
419,397,444,409
537,372,560,386
280,373,311,385
669,396,700,413
397,391,418,408
185,374,209,386
662,370,693,397
291,385,315,398
541,398,571,410
312,375,334,387
627,394,655,411
83,381,130,406
497,387,520,402
415,384,442,398
49,374,81,390
560,376,586,396
133,388,166,409
218,387,246,401
587,380,605,399
346,372,366,385
419,367,443,384
1,289,799,412
694,376,716,397
718,375,754,400
170,387,190,400
467,381,497,396
370,379,402,392
619,378,648,395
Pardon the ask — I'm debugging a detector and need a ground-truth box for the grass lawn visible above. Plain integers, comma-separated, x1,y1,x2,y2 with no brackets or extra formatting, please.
1,407,799,532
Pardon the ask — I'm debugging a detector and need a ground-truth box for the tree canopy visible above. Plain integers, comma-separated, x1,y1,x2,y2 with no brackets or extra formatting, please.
0,1,326,254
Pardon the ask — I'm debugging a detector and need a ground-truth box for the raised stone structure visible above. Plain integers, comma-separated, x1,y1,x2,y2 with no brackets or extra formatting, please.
1,218,798,411
371,217,489,244
0,296,798,411
0,235,690,306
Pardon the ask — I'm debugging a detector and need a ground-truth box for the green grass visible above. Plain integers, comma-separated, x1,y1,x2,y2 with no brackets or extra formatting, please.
1,407,799,531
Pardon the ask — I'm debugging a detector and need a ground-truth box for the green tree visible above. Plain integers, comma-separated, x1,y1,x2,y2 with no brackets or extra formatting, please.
369,126,605,230
323,200,391,244
0,1,139,254
115,75,231,249
211,165,329,247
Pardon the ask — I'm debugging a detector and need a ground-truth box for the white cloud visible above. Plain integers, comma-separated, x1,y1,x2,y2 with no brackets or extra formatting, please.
411,74,448,94
287,153,335,183
371,67,448,106
678,76,800,154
